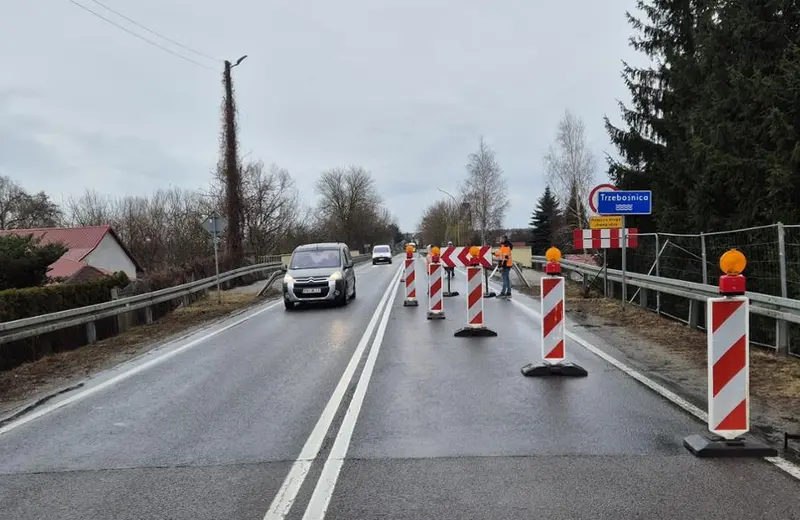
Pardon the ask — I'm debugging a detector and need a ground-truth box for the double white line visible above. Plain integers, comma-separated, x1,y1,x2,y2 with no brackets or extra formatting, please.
263,265,403,520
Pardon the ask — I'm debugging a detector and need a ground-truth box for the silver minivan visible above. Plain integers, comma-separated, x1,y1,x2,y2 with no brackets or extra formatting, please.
282,243,356,310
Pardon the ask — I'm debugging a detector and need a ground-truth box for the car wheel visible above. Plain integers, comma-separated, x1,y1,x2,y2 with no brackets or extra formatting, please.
372,260,377,265
284,300,294,311
351,281,357,300
338,283,349,306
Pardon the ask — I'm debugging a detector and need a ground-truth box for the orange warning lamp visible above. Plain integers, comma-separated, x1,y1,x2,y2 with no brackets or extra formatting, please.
469,245,481,266
431,246,441,263
405,244,414,259
545,246,562,275
719,249,746,295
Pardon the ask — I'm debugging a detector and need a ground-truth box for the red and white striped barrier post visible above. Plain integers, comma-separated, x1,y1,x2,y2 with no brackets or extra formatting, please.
403,245,419,307
684,249,776,457
521,247,587,377
455,246,497,337
427,246,445,319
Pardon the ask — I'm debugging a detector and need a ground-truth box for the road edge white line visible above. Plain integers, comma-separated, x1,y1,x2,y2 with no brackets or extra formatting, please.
488,276,800,481
262,264,403,520
0,260,382,433
300,257,402,520
0,299,283,436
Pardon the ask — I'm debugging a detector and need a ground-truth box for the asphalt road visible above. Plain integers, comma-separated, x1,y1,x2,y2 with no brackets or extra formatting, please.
1,257,799,519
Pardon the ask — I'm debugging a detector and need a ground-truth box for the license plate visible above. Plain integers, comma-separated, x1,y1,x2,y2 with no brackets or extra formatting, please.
302,288,322,294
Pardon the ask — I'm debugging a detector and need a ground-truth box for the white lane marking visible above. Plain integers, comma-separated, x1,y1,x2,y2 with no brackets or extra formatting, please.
0,260,385,433
263,265,403,520
300,258,402,520
486,275,800,481
0,299,283,436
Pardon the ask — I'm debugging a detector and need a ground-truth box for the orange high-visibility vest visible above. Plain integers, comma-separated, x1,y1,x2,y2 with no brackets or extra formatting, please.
495,245,512,267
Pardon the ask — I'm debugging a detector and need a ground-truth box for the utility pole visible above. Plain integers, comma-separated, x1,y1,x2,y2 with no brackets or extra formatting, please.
221,55,247,267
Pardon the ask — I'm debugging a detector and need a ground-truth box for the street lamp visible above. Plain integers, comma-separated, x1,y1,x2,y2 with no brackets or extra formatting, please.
438,188,461,244
221,54,247,264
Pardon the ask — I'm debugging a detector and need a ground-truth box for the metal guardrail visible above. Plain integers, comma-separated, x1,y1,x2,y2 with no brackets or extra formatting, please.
531,256,800,356
0,253,372,346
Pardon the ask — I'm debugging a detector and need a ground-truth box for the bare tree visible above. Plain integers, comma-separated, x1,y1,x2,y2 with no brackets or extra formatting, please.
210,159,302,256
417,199,456,246
64,190,113,227
316,165,383,247
0,175,62,229
543,110,596,229
240,162,301,254
64,188,211,270
460,137,508,244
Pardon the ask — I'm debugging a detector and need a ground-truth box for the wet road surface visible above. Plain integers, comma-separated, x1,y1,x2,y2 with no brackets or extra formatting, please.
1,258,798,519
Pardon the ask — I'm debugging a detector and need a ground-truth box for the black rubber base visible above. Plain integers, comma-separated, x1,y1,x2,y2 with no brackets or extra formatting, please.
484,291,497,298
443,291,460,297
683,434,777,458
427,311,445,320
454,326,498,337
403,300,419,307
521,362,588,377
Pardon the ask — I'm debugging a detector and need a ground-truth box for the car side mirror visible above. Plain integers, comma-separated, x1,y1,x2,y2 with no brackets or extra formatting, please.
281,264,287,272
346,261,354,269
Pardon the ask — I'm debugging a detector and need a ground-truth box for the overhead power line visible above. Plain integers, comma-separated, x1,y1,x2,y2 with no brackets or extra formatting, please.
66,0,217,72
87,0,220,63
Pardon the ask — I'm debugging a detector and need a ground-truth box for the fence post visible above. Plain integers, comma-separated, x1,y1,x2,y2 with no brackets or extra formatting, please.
86,321,97,343
111,287,128,333
777,222,789,356
655,234,661,315
700,232,708,285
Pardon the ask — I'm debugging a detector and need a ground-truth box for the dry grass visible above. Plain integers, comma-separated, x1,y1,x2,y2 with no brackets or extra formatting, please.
0,290,271,417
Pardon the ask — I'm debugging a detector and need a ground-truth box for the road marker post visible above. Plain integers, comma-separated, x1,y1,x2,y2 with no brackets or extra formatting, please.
403,245,419,307
454,246,497,337
427,246,445,319
521,247,587,377
684,249,777,457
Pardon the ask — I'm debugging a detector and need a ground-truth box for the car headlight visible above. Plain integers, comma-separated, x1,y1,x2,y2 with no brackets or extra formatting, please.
329,271,342,281
283,274,294,284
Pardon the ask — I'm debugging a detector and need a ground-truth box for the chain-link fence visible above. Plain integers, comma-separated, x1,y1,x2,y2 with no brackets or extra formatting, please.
595,223,799,357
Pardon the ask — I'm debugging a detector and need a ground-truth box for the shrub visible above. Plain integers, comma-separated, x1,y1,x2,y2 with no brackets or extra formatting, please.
0,271,129,322
0,234,68,290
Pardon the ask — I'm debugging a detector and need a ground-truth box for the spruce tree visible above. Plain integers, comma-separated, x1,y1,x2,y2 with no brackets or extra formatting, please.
529,186,562,255
688,0,800,230
604,0,710,234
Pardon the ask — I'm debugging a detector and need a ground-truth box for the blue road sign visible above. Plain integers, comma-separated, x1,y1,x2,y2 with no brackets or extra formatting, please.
597,190,652,215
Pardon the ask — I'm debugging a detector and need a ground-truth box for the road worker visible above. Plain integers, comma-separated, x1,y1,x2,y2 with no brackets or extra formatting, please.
444,240,455,279
494,235,513,298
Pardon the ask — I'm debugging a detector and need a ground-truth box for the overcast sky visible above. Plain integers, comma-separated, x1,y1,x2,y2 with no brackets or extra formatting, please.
1,0,643,232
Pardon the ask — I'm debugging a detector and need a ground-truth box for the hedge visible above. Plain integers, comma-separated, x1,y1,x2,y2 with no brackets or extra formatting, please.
0,272,130,323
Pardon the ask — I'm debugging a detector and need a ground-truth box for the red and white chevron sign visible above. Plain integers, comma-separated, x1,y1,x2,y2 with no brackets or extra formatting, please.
708,296,749,439
541,277,565,362
440,246,493,268
572,228,639,250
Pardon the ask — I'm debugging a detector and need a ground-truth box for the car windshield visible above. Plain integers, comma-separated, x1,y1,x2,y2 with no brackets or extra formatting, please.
374,246,390,253
290,249,341,269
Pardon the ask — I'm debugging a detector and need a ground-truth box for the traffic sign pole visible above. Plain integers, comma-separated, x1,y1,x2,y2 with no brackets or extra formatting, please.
202,212,228,305
622,215,626,306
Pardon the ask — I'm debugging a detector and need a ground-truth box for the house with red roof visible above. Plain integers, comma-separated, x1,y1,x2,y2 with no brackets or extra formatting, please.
0,225,141,283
